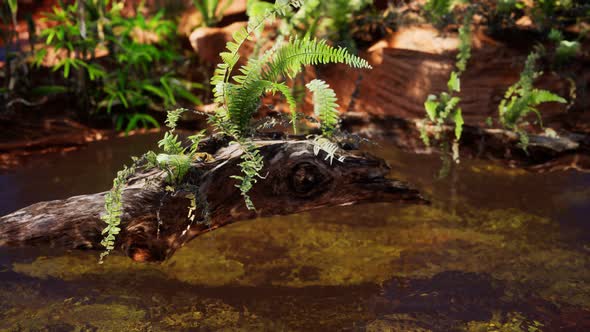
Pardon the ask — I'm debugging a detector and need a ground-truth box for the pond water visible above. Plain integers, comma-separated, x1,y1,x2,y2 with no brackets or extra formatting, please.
0,134,589,331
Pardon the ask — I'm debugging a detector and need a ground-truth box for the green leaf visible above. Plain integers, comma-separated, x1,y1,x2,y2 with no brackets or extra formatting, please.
530,89,566,105
86,64,107,81
173,84,203,106
453,108,464,141
31,85,69,95
124,113,160,133
8,0,17,16
142,84,168,100
63,60,71,78
447,71,460,92
156,153,192,183
424,96,439,122
117,92,129,109
306,79,339,136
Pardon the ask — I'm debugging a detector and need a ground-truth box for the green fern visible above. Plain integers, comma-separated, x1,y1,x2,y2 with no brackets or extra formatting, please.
306,79,339,136
100,108,209,261
147,108,208,184
218,36,371,134
209,110,265,210
499,51,567,150
211,0,302,110
99,160,140,263
211,0,370,134
207,0,372,210
420,10,472,163
230,139,266,211
456,10,473,74
264,37,371,82
420,70,464,161
199,0,372,211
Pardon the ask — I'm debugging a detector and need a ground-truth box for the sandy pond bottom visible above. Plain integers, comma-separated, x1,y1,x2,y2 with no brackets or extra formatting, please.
0,133,589,331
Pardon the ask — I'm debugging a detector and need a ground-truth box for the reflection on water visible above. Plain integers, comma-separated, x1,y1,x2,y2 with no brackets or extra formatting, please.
0,135,589,331
0,134,160,216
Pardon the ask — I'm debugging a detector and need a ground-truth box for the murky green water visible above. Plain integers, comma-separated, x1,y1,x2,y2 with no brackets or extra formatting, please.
1,134,589,331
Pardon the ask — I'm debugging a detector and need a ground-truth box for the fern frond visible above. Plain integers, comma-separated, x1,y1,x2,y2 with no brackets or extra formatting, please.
530,89,567,105
230,140,265,211
156,153,192,184
227,80,275,132
456,9,473,73
99,161,139,263
498,51,567,150
306,79,339,136
158,131,184,155
268,82,298,133
518,52,541,91
211,25,248,106
310,136,345,165
212,0,302,108
233,39,282,86
263,37,372,82
165,108,187,129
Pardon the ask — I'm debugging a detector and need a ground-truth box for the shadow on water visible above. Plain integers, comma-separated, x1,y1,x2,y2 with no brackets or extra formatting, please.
1,135,589,331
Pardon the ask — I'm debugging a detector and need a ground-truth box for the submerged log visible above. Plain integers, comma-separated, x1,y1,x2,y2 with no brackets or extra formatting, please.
0,137,426,262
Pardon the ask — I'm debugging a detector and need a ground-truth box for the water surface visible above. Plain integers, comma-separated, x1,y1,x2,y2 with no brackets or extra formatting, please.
0,134,589,331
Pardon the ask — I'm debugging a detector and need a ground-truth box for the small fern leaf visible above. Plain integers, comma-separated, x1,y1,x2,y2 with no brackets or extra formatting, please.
310,136,345,165
234,40,281,87
530,89,567,105
424,95,439,122
452,108,464,141
269,82,298,133
264,37,372,82
227,80,275,132
306,79,340,136
231,27,249,46
447,71,460,92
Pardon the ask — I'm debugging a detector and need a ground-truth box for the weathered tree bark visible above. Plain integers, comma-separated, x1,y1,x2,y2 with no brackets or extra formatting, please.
0,137,426,261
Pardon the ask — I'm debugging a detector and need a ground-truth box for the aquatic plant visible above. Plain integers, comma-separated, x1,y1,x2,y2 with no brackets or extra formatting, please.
498,51,566,151
36,0,202,131
420,11,472,163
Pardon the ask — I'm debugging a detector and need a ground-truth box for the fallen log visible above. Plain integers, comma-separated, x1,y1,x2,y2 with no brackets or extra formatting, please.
0,137,426,262
341,112,590,172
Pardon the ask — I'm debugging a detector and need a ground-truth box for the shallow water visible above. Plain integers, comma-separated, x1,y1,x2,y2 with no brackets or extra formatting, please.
0,134,589,331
